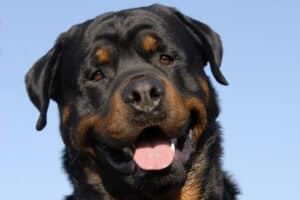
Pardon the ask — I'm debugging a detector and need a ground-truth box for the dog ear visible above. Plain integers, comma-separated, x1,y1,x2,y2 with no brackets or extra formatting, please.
25,35,65,131
173,11,228,85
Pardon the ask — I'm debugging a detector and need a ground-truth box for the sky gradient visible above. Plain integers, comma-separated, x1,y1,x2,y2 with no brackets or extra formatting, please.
1,0,299,199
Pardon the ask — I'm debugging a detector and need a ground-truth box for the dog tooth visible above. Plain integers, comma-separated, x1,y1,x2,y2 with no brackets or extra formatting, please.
189,129,193,140
171,138,177,145
171,142,175,151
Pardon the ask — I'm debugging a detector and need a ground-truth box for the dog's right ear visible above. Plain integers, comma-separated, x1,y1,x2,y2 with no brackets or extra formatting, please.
25,34,66,131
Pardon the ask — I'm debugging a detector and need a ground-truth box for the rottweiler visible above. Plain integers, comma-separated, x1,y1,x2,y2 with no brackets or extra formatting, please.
25,4,238,200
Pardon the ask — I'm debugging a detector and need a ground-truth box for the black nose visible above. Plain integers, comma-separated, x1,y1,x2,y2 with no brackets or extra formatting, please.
122,78,165,112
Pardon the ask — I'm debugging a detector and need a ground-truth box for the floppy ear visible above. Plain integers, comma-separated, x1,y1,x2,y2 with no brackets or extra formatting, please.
25,36,64,131
174,11,228,85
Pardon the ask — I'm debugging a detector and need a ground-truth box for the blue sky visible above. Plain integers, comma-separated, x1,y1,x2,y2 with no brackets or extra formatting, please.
0,0,299,199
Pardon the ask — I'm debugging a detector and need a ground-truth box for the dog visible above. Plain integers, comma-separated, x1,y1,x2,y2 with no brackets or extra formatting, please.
25,4,238,200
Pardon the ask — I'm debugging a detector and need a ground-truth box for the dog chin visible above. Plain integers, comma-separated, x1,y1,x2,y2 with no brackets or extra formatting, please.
133,158,188,196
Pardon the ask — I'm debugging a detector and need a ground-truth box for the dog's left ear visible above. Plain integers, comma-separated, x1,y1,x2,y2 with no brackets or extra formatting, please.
25,34,65,131
173,11,228,85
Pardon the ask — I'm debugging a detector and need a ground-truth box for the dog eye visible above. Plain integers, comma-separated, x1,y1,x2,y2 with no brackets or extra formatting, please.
92,71,104,81
159,55,174,65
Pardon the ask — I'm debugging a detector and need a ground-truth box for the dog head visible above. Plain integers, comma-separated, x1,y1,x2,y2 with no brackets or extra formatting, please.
25,4,227,198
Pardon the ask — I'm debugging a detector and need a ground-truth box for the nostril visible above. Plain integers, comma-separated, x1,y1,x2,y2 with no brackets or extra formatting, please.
132,91,141,103
126,90,141,103
150,87,162,100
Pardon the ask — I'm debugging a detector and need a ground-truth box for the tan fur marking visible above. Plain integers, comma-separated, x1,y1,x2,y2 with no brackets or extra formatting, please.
62,105,71,125
198,77,210,103
162,79,189,137
176,183,201,200
96,91,131,140
175,139,209,200
143,35,157,52
185,97,207,141
76,115,101,155
84,167,102,186
161,79,207,141
96,48,110,64
75,91,135,152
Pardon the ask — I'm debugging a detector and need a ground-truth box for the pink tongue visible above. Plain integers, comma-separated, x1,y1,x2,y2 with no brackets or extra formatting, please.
133,140,175,170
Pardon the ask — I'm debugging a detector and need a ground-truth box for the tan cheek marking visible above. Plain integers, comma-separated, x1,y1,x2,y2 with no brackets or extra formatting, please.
198,77,210,103
161,79,189,136
96,91,132,140
76,115,101,155
96,48,110,64
161,79,207,141
61,105,76,147
185,97,207,141
74,91,133,153
62,105,71,125
143,35,157,52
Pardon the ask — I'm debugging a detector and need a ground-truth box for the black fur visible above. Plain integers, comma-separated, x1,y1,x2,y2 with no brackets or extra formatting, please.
25,4,238,200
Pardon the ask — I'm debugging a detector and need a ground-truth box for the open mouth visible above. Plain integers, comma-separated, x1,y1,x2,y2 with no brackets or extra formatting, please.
93,114,197,174
133,126,193,171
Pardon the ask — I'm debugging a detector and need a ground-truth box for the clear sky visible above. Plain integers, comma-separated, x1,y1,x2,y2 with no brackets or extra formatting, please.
0,0,299,199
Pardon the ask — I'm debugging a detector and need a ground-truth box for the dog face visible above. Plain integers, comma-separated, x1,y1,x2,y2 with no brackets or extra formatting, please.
25,4,228,199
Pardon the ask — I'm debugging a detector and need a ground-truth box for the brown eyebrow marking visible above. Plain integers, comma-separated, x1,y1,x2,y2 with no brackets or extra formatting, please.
96,48,111,64
142,35,158,52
